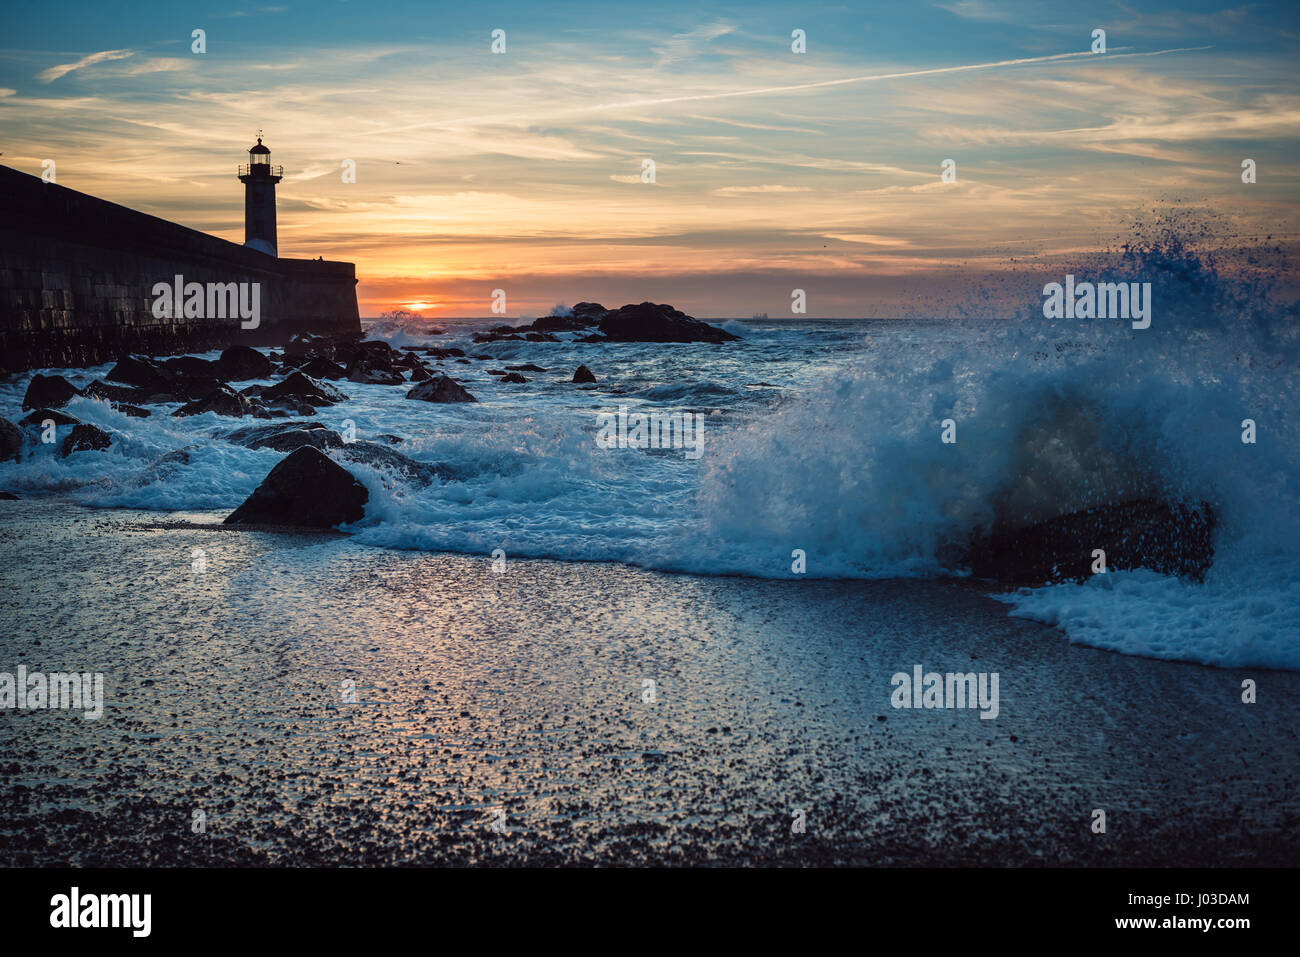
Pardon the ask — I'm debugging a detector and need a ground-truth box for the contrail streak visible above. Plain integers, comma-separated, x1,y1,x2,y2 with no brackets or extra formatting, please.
372,45,1210,135
588,46,1212,111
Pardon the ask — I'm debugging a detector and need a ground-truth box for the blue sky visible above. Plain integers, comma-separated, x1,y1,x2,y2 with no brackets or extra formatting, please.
2,0,1297,316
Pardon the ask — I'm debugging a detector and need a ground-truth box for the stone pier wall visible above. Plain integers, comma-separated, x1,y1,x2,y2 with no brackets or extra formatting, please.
0,165,360,373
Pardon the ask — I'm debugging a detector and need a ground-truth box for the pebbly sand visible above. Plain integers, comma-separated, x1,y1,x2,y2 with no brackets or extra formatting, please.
0,499,1296,866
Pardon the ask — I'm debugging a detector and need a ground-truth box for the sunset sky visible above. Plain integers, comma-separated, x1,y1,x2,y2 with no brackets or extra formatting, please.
2,0,1297,317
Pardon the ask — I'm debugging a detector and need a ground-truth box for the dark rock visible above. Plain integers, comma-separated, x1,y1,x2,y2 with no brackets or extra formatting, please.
1,419,23,462
330,338,394,367
490,324,518,334
525,332,560,342
455,358,471,364
224,446,368,529
225,421,344,452
408,365,432,381
406,374,477,403
261,372,347,406
486,369,508,376
528,314,595,332
329,335,372,366
424,347,466,359
82,379,146,403
60,423,112,457
346,358,405,385
170,376,228,401
284,333,334,361
506,364,547,373
264,397,319,417
576,334,608,343
471,354,492,361
239,384,267,397
963,498,1217,585
112,403,151,418
107,356,172,391
291,356,346,380
20,408,79,427
499,372,528,383
0,490,18,500
172,386,261,418
598,302,739,343
572,365,597,384
216,345,273,380
374,434,404,445
472,333,523,343
22,374,81,411
162,355,218,378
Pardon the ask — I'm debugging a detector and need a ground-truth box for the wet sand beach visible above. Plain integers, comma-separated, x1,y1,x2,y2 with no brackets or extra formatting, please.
1,500,1296,866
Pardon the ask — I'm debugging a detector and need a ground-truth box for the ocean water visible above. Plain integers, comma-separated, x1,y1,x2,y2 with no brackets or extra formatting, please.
2,248,1297,671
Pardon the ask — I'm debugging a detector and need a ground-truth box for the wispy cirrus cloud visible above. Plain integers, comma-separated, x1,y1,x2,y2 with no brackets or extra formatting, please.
36,48,134,83
652,21,736,64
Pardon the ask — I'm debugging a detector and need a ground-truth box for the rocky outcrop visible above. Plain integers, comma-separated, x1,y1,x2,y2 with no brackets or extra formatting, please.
60,423,112,457
597,302,739,343
292,357,346,380
107,356,173,392
284,333,334,361
260,372,347,406
524,303,607,332
963,498,1217,585
172,386,265,418
215,345,273,380
162,355,219,378
528,315,589,332
407,375,477,403
103,357,227,402
22,374,81,411
571,301,609,322
83,380,147,403
224,446,367,529
346,358,405,385
224,421,344,452
499,372,528,383
572,365,597,384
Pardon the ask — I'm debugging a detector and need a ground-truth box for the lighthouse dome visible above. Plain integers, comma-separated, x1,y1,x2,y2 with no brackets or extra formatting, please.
249,138,270,155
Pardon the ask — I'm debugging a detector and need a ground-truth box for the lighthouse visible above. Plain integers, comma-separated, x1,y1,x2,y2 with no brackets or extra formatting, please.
237,134,282,256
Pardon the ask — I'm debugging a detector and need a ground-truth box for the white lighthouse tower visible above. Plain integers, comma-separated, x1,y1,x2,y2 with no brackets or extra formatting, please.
237,133,282,256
